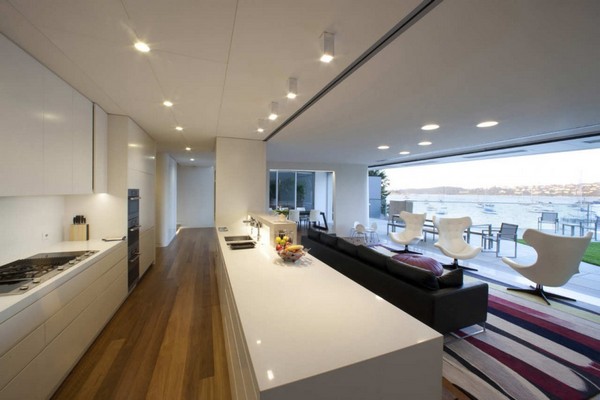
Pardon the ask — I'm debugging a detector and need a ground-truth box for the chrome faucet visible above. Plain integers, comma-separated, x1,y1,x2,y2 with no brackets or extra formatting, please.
243,217,262,241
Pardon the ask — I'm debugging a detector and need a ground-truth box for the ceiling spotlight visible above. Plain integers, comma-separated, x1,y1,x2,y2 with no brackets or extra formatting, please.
163,100,173,107
477,120,499,128
377,145,390,150
421,124,439,131
268,102,278,120
399,151,410,155
185,147,191,151
418,141,432,146
320,32,334,63
134,41,150,53
287,77,298,99
175,126,183,131
257,119,266,133
190,158,195,161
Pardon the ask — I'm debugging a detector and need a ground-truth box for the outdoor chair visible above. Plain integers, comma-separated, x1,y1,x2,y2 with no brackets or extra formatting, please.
364,222,379,243
502,229,592,305
389,211,426,253
433,216,482,271
481,223,519,258
538,212,559,232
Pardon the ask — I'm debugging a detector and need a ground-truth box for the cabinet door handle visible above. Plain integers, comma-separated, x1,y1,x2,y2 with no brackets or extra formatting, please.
128,196,141,200
129,225,141,232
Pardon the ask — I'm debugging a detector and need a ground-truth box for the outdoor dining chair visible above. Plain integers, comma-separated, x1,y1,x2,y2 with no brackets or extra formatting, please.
481,223,519,258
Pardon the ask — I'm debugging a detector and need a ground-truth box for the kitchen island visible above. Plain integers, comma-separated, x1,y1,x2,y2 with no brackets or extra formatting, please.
216,225,443,399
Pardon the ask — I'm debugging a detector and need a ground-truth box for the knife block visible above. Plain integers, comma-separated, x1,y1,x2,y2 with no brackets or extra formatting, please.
69,224,89,241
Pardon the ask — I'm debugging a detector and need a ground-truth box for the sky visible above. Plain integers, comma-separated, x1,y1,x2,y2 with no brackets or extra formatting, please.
384,148,600,190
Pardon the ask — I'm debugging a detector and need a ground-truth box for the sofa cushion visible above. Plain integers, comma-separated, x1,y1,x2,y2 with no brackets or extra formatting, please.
438,268,463,288
391,254,443,277
386,258,440,290
356,245,388,270
320,233,338,247
336,238,358,257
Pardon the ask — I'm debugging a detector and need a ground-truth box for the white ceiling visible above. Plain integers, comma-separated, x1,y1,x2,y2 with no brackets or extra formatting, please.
1,0,599,168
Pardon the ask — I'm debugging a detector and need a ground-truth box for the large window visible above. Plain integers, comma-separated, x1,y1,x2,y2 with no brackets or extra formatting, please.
269,170,315,210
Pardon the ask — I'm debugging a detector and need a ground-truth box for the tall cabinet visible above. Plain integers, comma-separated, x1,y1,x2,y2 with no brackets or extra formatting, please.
108,115,156,278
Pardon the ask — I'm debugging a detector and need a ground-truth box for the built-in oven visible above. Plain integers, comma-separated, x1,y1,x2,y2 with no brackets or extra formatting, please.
127,189,141,291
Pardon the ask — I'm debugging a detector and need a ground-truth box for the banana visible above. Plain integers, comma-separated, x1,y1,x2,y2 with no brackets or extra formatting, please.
285,244,304,252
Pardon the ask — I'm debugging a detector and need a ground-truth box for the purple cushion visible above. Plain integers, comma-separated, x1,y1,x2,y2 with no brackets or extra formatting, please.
391,254,443,277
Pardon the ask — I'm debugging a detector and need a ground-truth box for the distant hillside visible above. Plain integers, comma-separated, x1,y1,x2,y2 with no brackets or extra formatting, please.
390,182,600,197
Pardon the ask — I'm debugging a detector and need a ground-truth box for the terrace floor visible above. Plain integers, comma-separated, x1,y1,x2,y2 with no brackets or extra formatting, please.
366,217,600,311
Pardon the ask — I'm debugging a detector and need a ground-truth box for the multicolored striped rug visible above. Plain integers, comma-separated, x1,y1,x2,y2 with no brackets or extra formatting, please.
444,290,600,400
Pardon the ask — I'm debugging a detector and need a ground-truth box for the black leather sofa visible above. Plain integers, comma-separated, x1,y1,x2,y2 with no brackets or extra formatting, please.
302,229,488,334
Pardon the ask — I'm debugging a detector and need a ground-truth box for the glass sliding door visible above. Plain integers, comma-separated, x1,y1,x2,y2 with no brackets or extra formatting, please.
269,170,316,210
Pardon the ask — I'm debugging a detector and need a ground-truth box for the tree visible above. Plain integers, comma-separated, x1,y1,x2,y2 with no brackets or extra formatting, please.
369,169,390,215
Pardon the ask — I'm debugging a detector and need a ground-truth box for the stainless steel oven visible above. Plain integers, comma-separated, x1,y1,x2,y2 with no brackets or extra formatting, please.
127,189,140,291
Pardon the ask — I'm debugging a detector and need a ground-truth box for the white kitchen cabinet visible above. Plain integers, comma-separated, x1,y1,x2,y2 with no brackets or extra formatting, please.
93,104,108,193
139,227,155,277
72,91,93,194
0,243,127,399
0,34,44,196
0,33,93,197
43,70,74,194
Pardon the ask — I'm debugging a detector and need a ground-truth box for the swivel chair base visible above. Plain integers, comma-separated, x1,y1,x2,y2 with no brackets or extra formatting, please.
443,258,478,272
508,284,575,306
390,244,422,255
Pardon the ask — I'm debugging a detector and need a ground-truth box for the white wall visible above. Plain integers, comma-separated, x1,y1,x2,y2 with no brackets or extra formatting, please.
268,162,369,236
155,153,177,247
63,193,126,241
177,165,215,228
0,196,65,265
215,138,266,228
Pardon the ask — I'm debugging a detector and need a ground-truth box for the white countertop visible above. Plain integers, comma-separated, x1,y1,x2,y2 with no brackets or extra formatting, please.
217,227,442,392
0,239,125,324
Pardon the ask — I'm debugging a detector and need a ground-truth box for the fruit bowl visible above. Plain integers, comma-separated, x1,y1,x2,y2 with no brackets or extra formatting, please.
277,249,306,262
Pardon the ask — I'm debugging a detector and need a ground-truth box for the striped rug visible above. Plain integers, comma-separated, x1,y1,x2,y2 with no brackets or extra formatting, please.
443,290,600,400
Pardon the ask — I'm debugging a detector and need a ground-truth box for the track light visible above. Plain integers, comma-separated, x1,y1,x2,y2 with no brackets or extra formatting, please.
257,119,266,133
268,102,278,121
287,78,298,99
320,32,334,63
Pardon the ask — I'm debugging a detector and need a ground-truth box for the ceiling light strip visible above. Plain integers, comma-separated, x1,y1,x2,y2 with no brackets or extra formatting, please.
264,0,443,142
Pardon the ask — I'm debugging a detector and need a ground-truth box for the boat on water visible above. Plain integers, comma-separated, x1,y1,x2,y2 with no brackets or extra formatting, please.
482,203,497,214
527,202,555,213
436,206,448,215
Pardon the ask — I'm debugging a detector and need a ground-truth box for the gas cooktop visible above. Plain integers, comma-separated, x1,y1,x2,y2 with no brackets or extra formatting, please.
0,250,98,296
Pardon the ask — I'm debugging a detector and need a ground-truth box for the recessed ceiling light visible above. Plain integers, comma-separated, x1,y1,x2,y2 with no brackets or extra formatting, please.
418,141,432,146
399,151,410,155
175,126,183,131
268,102,278,120
190,158,195,161
477,120,499,128
257,127,265,133
320,32,334,63
257,118,266,133
134,41,150,53
185,147,191,151
377,145,390,150
421,124,439,131
163,100,173,107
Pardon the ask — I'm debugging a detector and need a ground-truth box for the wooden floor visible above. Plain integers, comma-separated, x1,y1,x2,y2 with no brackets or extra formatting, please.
52,227,469,400
52,228,231,400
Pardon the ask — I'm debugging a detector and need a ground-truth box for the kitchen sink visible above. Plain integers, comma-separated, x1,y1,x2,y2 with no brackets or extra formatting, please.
224,235,253,242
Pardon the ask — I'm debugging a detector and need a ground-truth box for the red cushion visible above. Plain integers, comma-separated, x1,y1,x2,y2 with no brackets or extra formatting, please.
391,254,443,276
